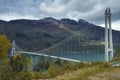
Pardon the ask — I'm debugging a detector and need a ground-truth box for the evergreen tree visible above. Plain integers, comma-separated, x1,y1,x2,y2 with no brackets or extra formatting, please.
62,60,68,65
45,56,52,70
34,55,45,72
10,54,29,72
55,58,62,66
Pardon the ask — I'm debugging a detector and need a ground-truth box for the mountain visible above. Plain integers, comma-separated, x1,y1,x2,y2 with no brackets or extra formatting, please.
0,17,120,51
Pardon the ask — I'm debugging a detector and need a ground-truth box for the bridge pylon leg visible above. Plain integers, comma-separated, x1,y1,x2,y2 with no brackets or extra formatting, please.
10,40,16,56
105,8,113,62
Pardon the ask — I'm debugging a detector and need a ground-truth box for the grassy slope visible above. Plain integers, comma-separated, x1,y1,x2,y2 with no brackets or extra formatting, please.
50,67,120,80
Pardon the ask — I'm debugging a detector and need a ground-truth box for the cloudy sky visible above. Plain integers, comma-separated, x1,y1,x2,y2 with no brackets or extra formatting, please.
0,0,120,30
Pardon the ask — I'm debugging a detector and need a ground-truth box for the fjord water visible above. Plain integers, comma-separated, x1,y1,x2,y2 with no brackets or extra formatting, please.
29,52,105,63
52,52,105,62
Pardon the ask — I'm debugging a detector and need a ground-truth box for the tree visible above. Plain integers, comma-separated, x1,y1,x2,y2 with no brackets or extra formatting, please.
44,56,52,70
69,62,76,71
62,60,68,65
10,54,29,72
16,70,32,80
77,62,87,68
60,63,69,73
48,63,58,77
0,35,11,60
55,58,62,66
0,61,15,80
59,61,76,73
34,55,45,72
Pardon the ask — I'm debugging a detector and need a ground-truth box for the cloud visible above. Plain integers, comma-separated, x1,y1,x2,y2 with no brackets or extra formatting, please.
0,12,45,21
0,0,41,17
39,2,66,14
100,20,120,31
39,0,120,23
0,0,120,30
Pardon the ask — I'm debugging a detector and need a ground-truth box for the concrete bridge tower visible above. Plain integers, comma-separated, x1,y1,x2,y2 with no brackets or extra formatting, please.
105,8,113,62
11,40,16,56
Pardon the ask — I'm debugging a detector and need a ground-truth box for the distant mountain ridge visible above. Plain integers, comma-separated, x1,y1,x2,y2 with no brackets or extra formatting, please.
0,17,120,51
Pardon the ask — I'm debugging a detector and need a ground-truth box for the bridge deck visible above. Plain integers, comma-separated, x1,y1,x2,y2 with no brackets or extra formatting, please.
17,51,87,63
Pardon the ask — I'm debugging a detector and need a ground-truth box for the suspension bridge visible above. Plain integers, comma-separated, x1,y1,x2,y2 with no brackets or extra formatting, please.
10,8,114,63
